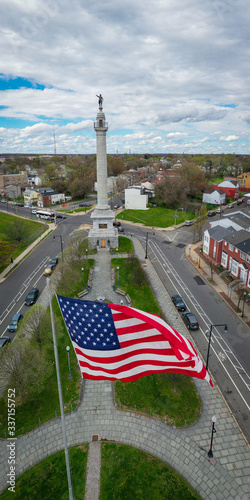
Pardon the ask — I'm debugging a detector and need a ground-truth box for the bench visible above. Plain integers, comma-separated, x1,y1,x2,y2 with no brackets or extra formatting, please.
116,288,126,296
125,294,132,305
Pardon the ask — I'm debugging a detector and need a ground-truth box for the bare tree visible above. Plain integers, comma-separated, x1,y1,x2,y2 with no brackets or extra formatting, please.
0,342,51,401
19,305,52,350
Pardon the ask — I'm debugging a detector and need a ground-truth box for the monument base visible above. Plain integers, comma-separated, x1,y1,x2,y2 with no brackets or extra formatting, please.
88,208,118,250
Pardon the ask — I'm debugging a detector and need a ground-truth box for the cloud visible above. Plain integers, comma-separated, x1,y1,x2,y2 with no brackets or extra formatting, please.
219,135,240,142
0,0,249,153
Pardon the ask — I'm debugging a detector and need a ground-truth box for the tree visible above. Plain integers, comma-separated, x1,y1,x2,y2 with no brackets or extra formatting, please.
5,218,29,244
20,305,52,350
179,162,206,198
194,205,208,240
0,239,12,265
0,341,51,401
107,156,125,177
155,176,188,208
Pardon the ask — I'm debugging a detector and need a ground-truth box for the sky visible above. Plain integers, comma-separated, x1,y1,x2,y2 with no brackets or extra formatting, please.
0,0,250,155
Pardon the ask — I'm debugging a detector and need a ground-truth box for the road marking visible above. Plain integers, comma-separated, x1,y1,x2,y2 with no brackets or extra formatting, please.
149,240,250,412
0,257,50,325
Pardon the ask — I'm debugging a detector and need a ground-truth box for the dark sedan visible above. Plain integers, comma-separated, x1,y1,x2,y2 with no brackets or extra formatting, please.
182,311,199,330
25,287,39,306
171,294,187,311
0,336,11,352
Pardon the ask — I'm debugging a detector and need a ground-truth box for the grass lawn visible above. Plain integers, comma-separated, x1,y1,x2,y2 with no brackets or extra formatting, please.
115,373,201,426
112,255,201,426
1,444,88,500
0,212,47,272
100,443,202,500
0,296,81,438
112,235,134,253
116,207,194,227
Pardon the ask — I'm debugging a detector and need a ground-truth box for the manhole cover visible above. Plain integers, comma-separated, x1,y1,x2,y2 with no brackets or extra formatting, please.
92,434,100,441
176,243,186,248
193,275,206,285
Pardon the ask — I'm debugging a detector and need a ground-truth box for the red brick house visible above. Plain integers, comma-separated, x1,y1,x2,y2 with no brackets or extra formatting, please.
221,230,250,289
203,226,235,266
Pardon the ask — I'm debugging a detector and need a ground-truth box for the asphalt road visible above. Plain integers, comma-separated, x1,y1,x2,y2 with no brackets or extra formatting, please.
128,223,250,443
1,208,249,441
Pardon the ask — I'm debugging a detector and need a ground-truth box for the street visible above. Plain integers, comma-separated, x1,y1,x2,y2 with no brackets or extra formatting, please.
0,210,250,441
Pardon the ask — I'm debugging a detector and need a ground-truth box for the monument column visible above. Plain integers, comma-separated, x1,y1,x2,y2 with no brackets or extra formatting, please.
88,95,118,251
94,109,109,210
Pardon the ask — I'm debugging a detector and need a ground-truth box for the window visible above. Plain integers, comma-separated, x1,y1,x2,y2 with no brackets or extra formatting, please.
221,252,228,268
246,254,250,263
213,241,217,258
240,252,246,260
232,259,238,276
229,243,234,252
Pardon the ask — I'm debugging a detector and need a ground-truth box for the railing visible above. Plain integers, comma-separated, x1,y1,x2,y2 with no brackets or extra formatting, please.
94,121,108,128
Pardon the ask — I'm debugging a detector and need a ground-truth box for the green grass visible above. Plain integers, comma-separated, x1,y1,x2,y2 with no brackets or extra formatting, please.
57,259,95,298
0,212,47,272
0,296,81,438
100,443,202,500
116,207,193,227
115,373,201,426
112,235,134,253
1,444,88,500
113,256,201,425
113,256,162,314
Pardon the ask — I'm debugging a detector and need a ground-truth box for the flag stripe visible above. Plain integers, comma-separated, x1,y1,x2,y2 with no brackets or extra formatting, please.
57,295,213,387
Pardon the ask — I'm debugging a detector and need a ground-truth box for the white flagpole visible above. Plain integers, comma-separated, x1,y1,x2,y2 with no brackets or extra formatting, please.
47,278,73,500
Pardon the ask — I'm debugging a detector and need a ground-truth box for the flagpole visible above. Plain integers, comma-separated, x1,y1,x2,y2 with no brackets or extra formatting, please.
47,278,73,500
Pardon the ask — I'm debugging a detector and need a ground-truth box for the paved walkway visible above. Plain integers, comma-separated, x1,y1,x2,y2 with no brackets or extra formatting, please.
0,239,250,499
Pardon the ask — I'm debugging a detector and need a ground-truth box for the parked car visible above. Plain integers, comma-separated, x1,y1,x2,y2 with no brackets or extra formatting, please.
0,336,11,352
227,204,234,209
182,311,199,330
113,220,121,227
113,204,120,209
56,213,66,219
185,220,193,226
79,202,91,207
25,287,39,306
207,211,216,217
44,257,59,276
216,208,223,214
171,294,187,311
17,203,24,206
118,226,124,233
32,209,37,214
8,313,23,332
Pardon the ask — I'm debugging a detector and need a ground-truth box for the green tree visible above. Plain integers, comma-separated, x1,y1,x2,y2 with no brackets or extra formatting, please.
0,239,12,265
5,218,29,244
179,162,206,198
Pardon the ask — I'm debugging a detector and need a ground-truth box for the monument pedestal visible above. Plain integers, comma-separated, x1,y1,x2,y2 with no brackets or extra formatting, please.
88,208,118,250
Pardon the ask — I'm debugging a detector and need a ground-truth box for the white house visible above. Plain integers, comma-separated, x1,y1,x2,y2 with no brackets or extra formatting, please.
202,187,225,205
125,186,148,210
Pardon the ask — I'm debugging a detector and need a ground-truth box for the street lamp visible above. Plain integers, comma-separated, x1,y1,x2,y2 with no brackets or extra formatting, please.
116,248,118,266
81,267,86,290
242,290,248,318
145,231,155,259
208,416,216,458
86,248,88,269
53,234,64,262
117,265,120,289
205,323,228,371
66,346,72,379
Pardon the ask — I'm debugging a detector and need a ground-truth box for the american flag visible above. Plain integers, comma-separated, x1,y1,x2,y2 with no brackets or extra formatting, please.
57,295,213,386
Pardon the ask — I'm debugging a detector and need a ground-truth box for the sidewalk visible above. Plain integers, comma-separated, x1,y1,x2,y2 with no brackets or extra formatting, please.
0,238,250,499
186,241,250,325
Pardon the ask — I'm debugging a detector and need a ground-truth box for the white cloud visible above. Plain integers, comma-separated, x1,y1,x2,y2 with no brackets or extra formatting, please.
219,135,240,142
0,0,249,153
